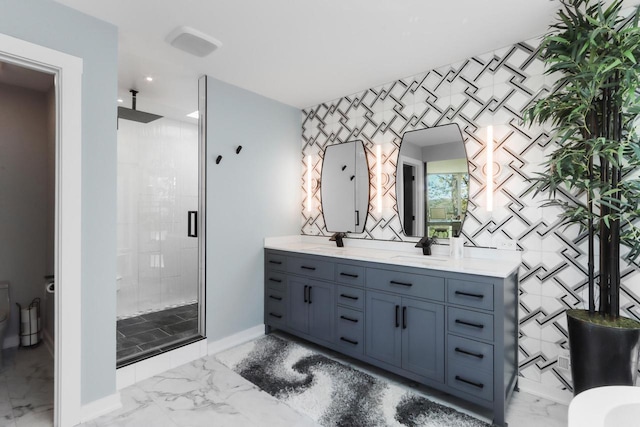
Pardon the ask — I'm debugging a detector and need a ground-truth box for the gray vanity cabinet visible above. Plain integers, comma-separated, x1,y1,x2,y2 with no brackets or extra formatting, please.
264,248,518,427
365,292,402,365
365,292,444,382
402,298,444,381
287,277,334,343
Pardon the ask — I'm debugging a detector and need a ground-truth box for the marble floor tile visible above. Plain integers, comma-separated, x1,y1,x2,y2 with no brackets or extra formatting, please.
1,335,568,427
506,389,568,427
0,346,53,427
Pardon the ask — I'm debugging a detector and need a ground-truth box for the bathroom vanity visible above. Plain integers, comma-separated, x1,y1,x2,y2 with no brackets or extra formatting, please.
264,237,519,427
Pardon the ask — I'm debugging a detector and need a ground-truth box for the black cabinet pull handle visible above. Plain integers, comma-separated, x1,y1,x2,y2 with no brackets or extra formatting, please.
340,294,359,300
402,306,407,329
187,211,198,237
455,375,484,389
269,278,282,283
340,337,358,345
395,305,400,328
355,210,360,226
308,286,312,304
340,272,359,278
390,280,412,287
455,290,484,299
269,313,282,319
304,285,308,303
269,260,282,265
301,266,316,271
340,315,358,323
269,295,282,301
455,319,485,329
455,347,484,359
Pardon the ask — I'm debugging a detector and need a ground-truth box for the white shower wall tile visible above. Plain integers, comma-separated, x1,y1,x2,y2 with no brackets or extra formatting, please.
117,117,199,318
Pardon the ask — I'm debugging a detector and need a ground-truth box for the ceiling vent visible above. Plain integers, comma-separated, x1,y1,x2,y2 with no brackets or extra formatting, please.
166,26,222,57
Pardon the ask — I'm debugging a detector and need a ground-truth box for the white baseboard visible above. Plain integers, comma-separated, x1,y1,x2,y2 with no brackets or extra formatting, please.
208,324,264,355
79,392,122,423
518,377,573,406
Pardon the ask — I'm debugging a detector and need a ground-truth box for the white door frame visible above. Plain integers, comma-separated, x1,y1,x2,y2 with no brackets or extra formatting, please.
397,155,425,237
0,33,83,426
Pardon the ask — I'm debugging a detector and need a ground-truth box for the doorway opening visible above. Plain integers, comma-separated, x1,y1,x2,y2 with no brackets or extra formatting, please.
0,59,55,425
0,32,84,427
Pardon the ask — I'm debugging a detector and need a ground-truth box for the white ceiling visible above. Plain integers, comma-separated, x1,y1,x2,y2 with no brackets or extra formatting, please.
54,0,639,121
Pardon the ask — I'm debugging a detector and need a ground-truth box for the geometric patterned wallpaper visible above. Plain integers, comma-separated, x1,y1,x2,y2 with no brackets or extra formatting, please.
300,37,640,395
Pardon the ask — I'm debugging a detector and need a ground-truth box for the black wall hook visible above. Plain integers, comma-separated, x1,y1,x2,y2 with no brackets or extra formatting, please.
236,146,243,154
216,155,222,164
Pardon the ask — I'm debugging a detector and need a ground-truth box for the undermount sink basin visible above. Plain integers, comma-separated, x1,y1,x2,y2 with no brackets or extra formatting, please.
391,255,448,263
308,246,345,254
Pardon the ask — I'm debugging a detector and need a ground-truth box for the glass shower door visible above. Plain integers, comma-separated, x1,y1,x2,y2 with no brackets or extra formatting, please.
115,77,206,367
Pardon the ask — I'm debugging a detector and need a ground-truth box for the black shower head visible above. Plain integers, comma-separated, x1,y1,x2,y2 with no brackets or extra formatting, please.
117,89,162,124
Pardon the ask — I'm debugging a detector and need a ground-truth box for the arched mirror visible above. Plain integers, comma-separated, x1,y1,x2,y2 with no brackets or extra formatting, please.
396,124,469,238
321,140,369,233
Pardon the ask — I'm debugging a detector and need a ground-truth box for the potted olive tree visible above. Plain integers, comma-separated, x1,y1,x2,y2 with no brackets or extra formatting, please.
525,0,640,395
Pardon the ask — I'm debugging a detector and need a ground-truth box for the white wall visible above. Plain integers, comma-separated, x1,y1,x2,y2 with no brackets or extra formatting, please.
206,76,300,341
0,82,53,347
117,117,199,318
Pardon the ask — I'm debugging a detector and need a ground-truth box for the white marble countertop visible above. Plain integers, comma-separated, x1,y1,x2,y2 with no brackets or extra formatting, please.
264,235,521,278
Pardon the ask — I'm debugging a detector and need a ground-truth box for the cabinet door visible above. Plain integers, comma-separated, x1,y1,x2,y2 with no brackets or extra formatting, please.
365,291,402,367
308,280,334,343
287,277,309,334
401,298,444,382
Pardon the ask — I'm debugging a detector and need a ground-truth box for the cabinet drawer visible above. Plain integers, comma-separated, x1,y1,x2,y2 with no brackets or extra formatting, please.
336,264,365,287
448,279,494,311
447,307,494,342
265,272,286,292
335,307,364,354
447,364,493,402
288,256,334,281
266,290,286,326
336,285,364,310
266,252,287,271
266,289,285,306
366,268,444,302
447,335,493,373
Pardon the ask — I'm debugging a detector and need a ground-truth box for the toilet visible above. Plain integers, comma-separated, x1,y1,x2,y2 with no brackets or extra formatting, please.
0,282,10,366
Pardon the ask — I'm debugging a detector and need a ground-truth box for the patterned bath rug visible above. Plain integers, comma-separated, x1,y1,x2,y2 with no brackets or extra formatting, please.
215,334,491,427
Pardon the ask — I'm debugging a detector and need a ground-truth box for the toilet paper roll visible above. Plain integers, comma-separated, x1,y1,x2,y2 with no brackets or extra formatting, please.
449,236,464,259
45,282,55,294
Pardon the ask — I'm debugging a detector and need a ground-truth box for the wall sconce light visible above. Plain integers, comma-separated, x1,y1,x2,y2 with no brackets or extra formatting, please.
486,125,494,212
306,155,312,213
376,145,382,214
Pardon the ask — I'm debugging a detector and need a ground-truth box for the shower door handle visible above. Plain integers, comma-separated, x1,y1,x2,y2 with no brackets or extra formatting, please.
188,211,198,237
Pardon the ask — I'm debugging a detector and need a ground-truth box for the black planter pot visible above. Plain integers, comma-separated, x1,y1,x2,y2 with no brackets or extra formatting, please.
567,309,640,395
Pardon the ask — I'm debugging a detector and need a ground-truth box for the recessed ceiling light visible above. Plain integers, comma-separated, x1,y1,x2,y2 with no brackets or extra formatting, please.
117,98,124,103
145,76,153,82
186,110,199,119
166,26,222,57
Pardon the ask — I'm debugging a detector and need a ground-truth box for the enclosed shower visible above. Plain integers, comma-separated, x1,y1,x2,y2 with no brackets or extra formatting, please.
115,81,205,366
